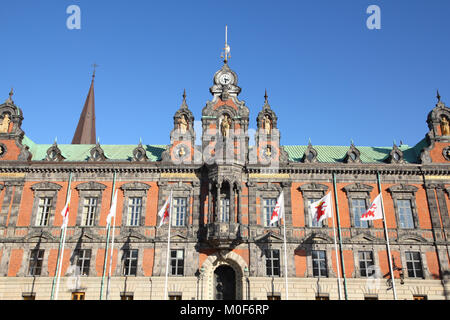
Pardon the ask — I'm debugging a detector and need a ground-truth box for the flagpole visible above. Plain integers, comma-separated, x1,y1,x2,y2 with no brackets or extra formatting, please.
100,171,116,300
106,193,117,300
376,172,398,300
282,201,289,300
50,171,72,300
330,199,343,301
55,222,68,300
332,172,348,300
164,190,173,300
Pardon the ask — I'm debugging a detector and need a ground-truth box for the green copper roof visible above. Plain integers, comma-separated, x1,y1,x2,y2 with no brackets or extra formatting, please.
22,136,166,162
21,136,427,164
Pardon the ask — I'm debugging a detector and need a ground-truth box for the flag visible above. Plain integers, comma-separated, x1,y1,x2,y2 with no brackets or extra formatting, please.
60,189,71,229
361,194,383,221
309,192,332,224
158,191,173,228
106,189,118,227
270,191,284,225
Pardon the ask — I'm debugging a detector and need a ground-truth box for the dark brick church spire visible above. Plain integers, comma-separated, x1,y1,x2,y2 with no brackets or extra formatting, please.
72,67,97,144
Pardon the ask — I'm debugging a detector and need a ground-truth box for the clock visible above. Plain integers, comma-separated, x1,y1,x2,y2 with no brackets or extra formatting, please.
219,73,233,85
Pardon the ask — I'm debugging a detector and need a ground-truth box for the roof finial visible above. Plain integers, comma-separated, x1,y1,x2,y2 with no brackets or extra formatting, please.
183,88,186,101
264,89,268,102
92,63,99,79
220,25,231,63
5,88,13,103
437,89,441,102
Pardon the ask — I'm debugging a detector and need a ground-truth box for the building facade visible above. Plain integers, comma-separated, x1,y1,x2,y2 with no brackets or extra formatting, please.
0,59,449,300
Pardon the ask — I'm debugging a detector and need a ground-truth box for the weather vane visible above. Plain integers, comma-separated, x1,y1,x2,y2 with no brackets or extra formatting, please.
92,63,99,78
220,25,231,63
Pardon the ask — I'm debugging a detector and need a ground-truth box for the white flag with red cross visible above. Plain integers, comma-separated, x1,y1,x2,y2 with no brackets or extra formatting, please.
309,192,332,224
158,191,173,228
361,194,383,221
270,191,284,225
60,189,71,229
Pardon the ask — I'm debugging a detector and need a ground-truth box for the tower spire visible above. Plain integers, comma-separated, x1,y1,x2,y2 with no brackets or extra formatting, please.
72,70,97,144
220,25,231,63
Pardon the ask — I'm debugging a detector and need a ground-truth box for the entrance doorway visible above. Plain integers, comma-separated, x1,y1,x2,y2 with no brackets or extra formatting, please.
214,265,236,300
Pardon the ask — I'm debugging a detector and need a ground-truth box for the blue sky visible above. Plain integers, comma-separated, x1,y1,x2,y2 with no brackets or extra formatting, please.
1,0,449,147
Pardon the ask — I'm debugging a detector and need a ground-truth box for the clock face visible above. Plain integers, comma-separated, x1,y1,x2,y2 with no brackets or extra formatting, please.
219,73,233,85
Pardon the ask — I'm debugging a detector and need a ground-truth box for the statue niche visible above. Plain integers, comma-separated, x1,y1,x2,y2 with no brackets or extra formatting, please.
177,115,189,134
441,116,450,136
263,114,272,135
0,113,11,133
220,114,232,137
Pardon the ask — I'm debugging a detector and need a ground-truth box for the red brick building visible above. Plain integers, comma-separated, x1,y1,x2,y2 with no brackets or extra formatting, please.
0,58,449,300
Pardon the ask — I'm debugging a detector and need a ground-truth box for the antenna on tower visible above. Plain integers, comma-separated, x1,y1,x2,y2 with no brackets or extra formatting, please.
220,25,231,63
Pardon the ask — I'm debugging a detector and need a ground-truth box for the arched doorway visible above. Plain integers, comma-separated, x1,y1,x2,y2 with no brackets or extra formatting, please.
214,265,236,300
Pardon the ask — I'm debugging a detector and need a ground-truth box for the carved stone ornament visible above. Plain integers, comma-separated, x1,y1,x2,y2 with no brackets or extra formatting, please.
0,143,6,158
132,142,148,162
88,143,107,162
303,142,318,163
443,146,450,161
45,142,65,161
388,143,405,164
344,143,361,163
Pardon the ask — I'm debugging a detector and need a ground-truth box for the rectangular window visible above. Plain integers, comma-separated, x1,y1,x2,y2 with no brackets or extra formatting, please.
307,198,323,227
263,198,277,227
123,249,138,276
75,249,91,276
28,249,44,276
359,251,375,277
406,251,423,278
22,293,36,300
352,198,368,228
315,294,329,300
120,293,134,300
413,295,427,300
127,197,142,226
71,292,85,300
170,249,185,276
265,249,280,276
169,293,182,300
172,197,187,227
220,197,230,223
82,197,98,226
312,250,327,277
364,295,378,300
397,199,414,229
35,197,52,226
267,294,281,300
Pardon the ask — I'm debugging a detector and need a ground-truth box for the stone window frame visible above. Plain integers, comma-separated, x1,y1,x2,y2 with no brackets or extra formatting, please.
387,184,420,230
27,249,45,276
73,248,92,276
305,241,335,278
264,248,281,277
121,248,139,277
298,183,330,228
169,248,185,276
342,183,374,229
256,182,282,228
120,182,151,227
399,245,429,280
75,182,107,227
311,249,328,278
158,182,193,229
351,245,381,279
30,182,62,228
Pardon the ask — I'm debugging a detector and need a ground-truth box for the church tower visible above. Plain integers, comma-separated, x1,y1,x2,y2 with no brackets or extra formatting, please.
72,67,97,144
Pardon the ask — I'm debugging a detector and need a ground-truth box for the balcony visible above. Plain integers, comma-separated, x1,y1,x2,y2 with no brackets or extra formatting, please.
206,222,243,248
